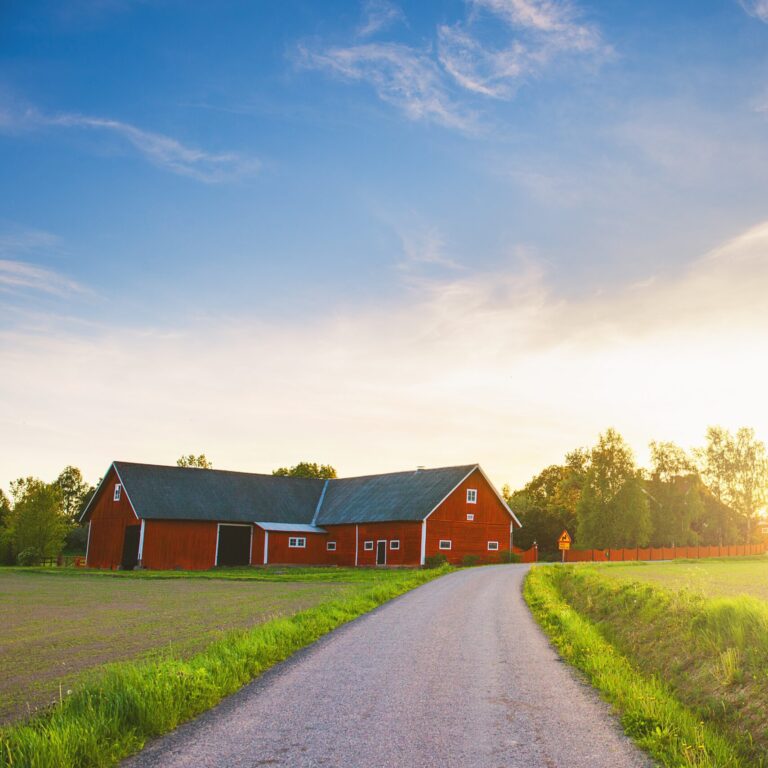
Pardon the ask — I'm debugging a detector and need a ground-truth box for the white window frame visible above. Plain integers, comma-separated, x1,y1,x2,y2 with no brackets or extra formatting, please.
466,488,477,504
364,540,374,551
326,541,337,551
466,513,475,521
390,539,400,550
288,536,306,549
113,483,122,501
439,539,452,550
487,541,499,551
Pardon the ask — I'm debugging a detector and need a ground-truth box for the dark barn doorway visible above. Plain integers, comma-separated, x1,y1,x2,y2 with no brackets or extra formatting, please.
217,525,251,566
121,525,141,570
376,540,387,566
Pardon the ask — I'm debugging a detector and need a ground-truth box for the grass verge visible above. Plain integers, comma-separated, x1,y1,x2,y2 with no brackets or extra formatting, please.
0,566,449,768
524,566,751,768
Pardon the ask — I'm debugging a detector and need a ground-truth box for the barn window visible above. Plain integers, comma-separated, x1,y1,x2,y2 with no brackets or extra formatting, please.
466,489,477,504
487,541,499,551
364,540,374,551
113,484,122,501
327,541,337,551
390,540,400,550
466,513,474,521
288,537,306,548
439,540,452,550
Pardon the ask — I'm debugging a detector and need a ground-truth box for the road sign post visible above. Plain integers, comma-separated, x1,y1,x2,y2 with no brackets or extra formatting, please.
558,530,572,563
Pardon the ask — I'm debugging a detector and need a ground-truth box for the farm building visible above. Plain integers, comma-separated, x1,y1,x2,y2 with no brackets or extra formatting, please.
80,462,521,570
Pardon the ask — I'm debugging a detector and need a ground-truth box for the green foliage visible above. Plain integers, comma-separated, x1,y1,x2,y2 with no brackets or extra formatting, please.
524,566,750,767
0,489,10,528
424,554,448,568
461,554,481,567
53,467,93,525
8,480,68,560
272,462,337,479
176,454,213,469
16,547,42,566
508,463,581,551
497,550,520,564
696,426,768,541
576,429,651,548
0,566,449,768
64,525,89,555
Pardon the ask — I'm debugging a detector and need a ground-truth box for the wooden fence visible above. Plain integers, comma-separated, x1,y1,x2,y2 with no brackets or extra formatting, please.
564,542,767,563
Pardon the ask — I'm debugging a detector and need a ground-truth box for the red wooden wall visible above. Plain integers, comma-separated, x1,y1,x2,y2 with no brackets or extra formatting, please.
564,543,767,563
85,467,139,568
425,468,517,565
142,520,218,570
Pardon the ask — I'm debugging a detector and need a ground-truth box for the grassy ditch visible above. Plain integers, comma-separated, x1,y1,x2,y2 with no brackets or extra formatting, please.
0,566,449,768
524,566,755,768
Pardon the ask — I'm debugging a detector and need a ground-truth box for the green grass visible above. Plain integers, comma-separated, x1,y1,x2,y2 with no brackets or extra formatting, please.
593,556,768,601
525,564,768,767
0,565,449,768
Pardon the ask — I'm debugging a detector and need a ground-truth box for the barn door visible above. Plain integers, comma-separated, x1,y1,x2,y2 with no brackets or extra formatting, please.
217,525,252,566
121,525,141,570
376,540,387,566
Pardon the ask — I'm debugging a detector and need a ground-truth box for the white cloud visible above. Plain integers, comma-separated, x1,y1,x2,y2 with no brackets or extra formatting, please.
303,0,608,129
298,43,476,131
0,105,260,183
0,260,84,297
739,0,768,22
357,0,406,38
2,219,768,491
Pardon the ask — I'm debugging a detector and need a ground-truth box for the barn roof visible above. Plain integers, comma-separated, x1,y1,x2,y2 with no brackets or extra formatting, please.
316,465,477,525
82,461,518,526
109,462,324,524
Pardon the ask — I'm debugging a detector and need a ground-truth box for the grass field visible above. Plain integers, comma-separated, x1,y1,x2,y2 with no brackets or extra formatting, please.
594,555,768,600
526,557,768,767
0,566,415,726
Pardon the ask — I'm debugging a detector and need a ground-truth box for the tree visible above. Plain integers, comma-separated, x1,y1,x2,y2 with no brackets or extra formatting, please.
54,466,93,524
0,489,10,528
272,462,337,479
697,426,768,542
177,454,213,469
646,442,701,547
9,480,68,562
507,464,581,551
576,429,651,548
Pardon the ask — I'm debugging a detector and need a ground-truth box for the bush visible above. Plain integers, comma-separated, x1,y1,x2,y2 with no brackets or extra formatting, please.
424,554,448,569
17,546,43,566
498,550,521,564
461,554,481,567
0,528,14,565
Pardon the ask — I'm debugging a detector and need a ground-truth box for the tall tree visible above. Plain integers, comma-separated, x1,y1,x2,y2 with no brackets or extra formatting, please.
272,462,337,479
576,429,651,548
647,442,701,547
697,426,768,542
54,466,93,524
176,454,213,469
9,480,68,561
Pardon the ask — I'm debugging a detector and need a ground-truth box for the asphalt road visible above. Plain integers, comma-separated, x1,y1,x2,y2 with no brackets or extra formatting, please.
124,565,652,768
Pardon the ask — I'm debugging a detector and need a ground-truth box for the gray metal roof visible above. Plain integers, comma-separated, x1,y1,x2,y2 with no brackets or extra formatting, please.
84,461,495,526
316,465,477,524
112,462,324,524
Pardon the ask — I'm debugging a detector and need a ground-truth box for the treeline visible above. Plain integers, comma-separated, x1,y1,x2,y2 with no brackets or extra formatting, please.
505,426,768,552
0,467,95,565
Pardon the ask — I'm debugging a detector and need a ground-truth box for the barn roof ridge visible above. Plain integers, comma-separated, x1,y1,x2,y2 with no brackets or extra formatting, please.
82,461,505,527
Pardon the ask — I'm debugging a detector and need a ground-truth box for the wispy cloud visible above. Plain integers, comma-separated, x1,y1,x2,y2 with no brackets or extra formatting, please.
300,0,608,130
0,260,85,297
1,105,260,183
739,0,768,22
297,43,476,131
4,219,768,489
0,229,86,298
357,0,406,38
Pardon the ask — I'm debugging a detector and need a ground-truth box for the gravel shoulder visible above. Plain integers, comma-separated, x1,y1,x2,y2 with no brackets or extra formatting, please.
123,565,653,768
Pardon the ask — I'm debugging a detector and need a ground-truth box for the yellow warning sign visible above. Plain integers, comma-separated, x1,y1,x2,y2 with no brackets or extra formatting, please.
558,530,572,550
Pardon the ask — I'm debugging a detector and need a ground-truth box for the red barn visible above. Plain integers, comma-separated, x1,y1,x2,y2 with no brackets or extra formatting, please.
81,462,521,570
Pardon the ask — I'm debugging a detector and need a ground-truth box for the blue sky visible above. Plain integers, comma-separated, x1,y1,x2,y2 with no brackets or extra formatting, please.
2,0,768,490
